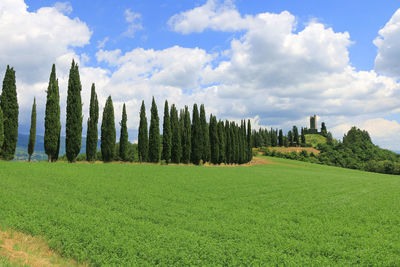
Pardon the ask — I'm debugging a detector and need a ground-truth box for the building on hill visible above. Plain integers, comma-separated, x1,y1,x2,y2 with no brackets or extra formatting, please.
308,115,318,134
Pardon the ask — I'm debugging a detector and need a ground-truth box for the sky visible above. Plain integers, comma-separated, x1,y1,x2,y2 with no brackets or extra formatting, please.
1,0,400,150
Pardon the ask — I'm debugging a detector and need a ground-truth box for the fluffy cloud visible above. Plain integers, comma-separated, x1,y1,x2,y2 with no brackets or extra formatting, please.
374,9,400,77
332,118,400,151
0,0,91,133
123,9,143,38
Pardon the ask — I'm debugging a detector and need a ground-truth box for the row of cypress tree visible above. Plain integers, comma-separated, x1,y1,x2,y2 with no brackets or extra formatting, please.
137,98,253,165
1,62,253,164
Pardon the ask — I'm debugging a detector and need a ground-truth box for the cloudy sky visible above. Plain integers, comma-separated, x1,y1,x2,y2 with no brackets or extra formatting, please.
1,0,400,150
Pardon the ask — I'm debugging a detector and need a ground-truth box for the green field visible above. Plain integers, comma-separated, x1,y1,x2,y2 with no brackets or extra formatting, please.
0,158,399,265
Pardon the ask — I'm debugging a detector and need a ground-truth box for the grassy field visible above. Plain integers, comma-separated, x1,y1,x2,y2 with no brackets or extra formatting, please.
305,134,327,147
0,158,399,265
265,146,320,154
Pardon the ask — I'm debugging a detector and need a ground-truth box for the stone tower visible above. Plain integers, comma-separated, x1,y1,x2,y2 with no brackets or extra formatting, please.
310,115,317,132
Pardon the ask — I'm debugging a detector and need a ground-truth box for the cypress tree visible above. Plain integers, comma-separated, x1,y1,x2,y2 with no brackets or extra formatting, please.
0,66,18,160
119,103,129,161
209,115,219,164
170,104,181,163
217,120,226,164
321,122,327,136
162,100,172,163
288,130,293,146
225,120,231,164
138,100,148,162
148,97,160,163
0,107,3,153
293,126,299,146
44,64,61,162
28,98,36,162
101,96,116,162
301,127,306,146
200,104,210,163
66,60,83,162
278,129,283,147
234,123,240,163
191,103,201,165
181,106,191,164
247,119,252,162
86,83,99,161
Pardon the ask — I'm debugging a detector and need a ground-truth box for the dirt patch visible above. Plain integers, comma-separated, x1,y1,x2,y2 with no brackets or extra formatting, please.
0,229,86,267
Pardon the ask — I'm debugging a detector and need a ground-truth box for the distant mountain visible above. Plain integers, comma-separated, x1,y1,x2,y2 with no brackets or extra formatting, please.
15,133,100,161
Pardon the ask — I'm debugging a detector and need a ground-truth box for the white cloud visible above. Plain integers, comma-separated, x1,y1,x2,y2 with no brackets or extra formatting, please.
123,9,143,38
53,2,72,15
97,37,109,49
374,9,400,78
332,118,400,151
168,0,247,34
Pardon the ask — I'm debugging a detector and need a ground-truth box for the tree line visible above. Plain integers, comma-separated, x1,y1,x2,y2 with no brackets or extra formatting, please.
0,62,252,165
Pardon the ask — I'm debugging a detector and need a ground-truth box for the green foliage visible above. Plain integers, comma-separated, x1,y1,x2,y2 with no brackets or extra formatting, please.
101,96,116,162
181,106,191,164
28,98,36,161
44,64,61,162
191,104,201,165
119,104,129,161
293,126,299,146
161,100,171,164
86,83,99,162
138,101,148,162
217,120,226,164
0,66,19,160
305,134,327,147
200,104,210,163
0,158,399,265
321,122,328,137
148,97,160,163
0,107,3,151
66,60,83,162
209,115,219,164
170,104,181,163
247,119,252,162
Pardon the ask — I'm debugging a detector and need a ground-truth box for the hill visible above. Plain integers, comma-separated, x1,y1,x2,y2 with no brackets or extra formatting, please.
15,133,100,161
305,134,327,147
0,158,399,265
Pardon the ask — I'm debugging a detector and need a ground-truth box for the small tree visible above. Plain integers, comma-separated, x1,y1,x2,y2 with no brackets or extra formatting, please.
101,96,116,162
28,98,36,161
119,103,129,161
293,126,299,146
138,100,148,162
300,127,306,146
86,83,99,162
321,122,328,137
170,104,181,163
162,100,172,163
278,129,283,147
148,97,160,163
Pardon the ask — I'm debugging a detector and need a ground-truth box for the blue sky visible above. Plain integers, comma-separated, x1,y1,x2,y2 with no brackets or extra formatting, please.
1,0,400,150
24,0,399,71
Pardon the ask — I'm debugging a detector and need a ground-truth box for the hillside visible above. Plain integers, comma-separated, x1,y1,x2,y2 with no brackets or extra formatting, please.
305,134,327,147
0,158,399,265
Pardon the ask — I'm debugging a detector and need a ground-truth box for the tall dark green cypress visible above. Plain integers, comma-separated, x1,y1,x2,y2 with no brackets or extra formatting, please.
191,104,201,165
28,98,36,162
300,127,306,146
288,130,293,146
293,126,299,146
148,97,160,163
225,120,231,164
181,106,191,164
101,96,116,162
209,115,219,164
66,60,82,162
162,100,172,163
0,66,18,160
0,107,3,153
119,103,129,161
170,104,181,163
247,119,252,162
86,83,99,161
217,120,226,164
138,100,148,162
278,129,283,147
199,104,210,163
44,64,61,162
